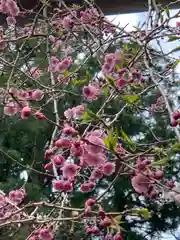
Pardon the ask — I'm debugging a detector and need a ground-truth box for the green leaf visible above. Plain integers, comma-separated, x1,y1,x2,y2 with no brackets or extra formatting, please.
103,85,109,97
63,70,69,78
150,158,168,166
104,127,119,152
171,59,180,69
121,95,139,104
132,208,152,219
121,130,136,150
106,76,116,88
171,143,180,153
168,36,180,42
82,109,99,123
164,7,170,18
114,215,123,223
72,79,88,86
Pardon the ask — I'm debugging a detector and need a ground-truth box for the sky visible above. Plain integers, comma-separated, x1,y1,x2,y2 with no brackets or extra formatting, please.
106,10,180,240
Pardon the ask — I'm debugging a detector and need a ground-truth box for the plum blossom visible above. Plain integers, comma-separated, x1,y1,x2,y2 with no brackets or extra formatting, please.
29,67,41,79
39,228,53,240
57,58,72,72
131,174,150,195
80,152,106,167
83,85,100,101
49,56,59,72
21,106,31,119
71,141,84,157
32,89,44,101
91,167,103,180
80,183,91,193
62,16,73,30
6,16,16,25
55,138,71,149
103,162,116,176
85,134,105,154
4,102,18,116
62,163,79,178
63,181,73,192
51,155,65,167
53,180,64,191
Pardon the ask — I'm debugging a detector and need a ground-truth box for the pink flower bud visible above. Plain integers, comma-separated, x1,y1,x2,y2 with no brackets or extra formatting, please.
117,78,126,88
51,155,64,167
53,180,64,191
39,228,53,240
21,106,31,119
44,149,53,160
34,111,46,120
80,183,91,193
85,198,95,207
63,180,73,192
55,139,71,149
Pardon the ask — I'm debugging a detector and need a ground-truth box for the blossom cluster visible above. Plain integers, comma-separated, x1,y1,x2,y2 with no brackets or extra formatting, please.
0,189,25,223
44,127,116,194
3,87,45,120
131,156,175,199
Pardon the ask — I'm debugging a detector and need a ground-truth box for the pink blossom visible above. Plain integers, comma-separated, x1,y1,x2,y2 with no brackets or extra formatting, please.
32,89,44,101
48,35,55,42
62,16,73,30
80,183,91,193
9,189,25,204
21,106,31,119
39,228,53,240
102,63,114,74
6,16,16,25
7,1,20,16
71,141,84,157
55,138,71,149
64,108,74,119
104,53,116,65
62,163,79,178
58,58,72,72
53,180,64,191
83,85,100,101
85,134,105,154
62,126,78,135
131,174,150,194
44,162,53,170
85,198,95,207
63,180,73,192
0,3,9,14
80,11,92,23
44,149,53,160
29,67,41,79
49,56,59,72
91,167,103,179
117,78,127,88
81,152,106,167
4,102,18,116
73,104,85,119
51,155,64,167
103,162,115,176
34,111,46,120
